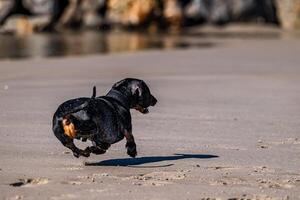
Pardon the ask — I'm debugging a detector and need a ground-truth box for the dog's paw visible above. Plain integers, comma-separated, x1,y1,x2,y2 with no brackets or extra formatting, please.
126,142,137,158
127,147,137,158
72,149,90,158
73,151,80,158
80,149,90,157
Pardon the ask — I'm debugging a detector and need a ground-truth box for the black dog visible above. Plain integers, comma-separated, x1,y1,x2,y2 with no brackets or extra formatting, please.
52,78,157,158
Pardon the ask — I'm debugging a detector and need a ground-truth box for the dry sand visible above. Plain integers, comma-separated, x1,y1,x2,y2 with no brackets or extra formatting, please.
0,38,300,200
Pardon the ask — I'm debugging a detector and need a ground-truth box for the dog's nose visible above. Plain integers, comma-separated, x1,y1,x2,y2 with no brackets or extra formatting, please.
151,95,157,106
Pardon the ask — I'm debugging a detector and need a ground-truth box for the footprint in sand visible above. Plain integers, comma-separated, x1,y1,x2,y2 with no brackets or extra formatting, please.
257,138,299,149
61,180,83,185
257,140,269,149
50,194,77,200
202,196,285,200
6,195,24,200
257,179,295,189
61,175,98,185
9,178,49,187
132,171,188,186
77,175,96,182
209,177,247,186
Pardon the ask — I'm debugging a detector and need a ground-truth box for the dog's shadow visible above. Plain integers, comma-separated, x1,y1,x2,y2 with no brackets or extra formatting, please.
85,153,218,168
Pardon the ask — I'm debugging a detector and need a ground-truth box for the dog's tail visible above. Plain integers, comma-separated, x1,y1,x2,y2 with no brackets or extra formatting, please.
91,86,96,99
57,86,96,118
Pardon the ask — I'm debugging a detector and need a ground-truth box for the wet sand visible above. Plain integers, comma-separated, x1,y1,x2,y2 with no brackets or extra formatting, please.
0,38,300,200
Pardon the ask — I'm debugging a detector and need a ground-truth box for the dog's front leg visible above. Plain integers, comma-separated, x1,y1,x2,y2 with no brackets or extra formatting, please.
65,142,90,158
124,131,137,158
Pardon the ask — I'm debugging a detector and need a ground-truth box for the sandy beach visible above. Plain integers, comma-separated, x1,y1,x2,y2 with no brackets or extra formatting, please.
0,37,300,200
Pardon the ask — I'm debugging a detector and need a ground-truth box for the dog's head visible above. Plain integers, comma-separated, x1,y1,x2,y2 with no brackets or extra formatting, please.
112,78,157,114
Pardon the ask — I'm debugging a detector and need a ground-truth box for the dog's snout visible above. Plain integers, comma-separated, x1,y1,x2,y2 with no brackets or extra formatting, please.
150,95,157,106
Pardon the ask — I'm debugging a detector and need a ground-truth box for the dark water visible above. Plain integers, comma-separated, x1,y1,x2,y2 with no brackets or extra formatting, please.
0,31,215,59
0,29,282,59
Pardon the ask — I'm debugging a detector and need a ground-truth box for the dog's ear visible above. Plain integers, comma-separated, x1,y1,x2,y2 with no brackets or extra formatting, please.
91,86,96,99
133,87,140,99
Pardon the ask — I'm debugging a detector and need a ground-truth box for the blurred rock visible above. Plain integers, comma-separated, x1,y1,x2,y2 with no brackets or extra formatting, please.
0,0,14,26
0,0,106,32
0,15,48,36
52,0,107,29
59,0,82,28
276,0,300,30
22,0,53,14
209,0,231,25
81,0,105,27
2,0,298,32
182,0,278,26
163,0,182,29
107,0,157,27
0,0,67,32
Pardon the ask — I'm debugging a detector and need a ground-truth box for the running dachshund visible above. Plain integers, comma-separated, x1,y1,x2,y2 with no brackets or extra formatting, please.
52,78,157,158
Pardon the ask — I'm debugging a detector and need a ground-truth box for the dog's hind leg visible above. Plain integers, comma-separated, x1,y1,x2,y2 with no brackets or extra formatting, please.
53,116,90,158
124,131,137,158
65,142,90,158
85,146,106,155
87,141,110,155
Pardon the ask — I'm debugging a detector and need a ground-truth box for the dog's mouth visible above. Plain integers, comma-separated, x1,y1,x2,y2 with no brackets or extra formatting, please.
134,106,149,114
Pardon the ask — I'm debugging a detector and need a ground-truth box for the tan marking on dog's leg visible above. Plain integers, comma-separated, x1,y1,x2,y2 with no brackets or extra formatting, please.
62,118,76,139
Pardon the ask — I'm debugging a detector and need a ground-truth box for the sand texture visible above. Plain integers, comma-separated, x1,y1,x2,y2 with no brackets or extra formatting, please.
0,38,300,200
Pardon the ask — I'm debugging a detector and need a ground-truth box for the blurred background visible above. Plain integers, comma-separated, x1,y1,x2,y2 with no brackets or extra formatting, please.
0,0,299,59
